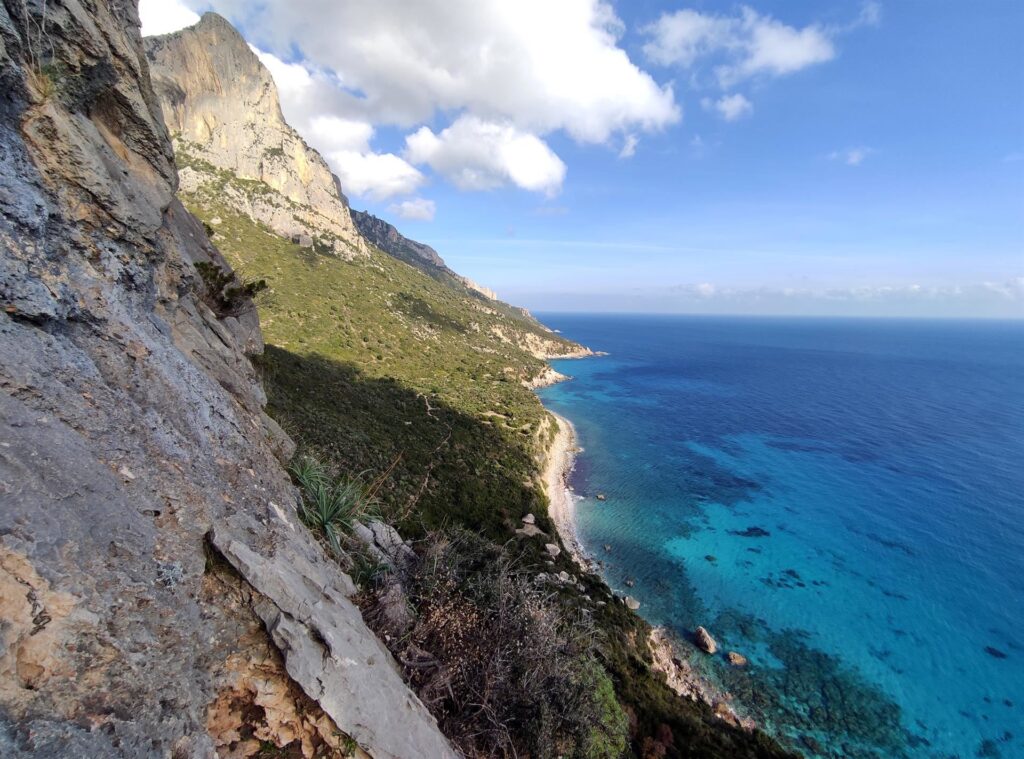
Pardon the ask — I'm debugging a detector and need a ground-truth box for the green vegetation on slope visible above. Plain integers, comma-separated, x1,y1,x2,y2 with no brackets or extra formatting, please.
180,163,796,758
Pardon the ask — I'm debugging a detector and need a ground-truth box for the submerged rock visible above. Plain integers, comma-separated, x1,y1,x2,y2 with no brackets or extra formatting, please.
727,651,748,667
694,627,719,655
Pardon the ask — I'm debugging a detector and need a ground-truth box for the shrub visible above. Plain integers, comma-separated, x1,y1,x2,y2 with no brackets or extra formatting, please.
361,529,629,759
290,457,379,555
194,260,267,316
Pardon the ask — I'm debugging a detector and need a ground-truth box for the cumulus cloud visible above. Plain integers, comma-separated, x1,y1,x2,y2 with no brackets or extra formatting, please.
254,49,423,199
389,198,436,221
148,0,680,199
199,0,679,143
327,151,425,200
829,146,874,166
643,6,836,86
405,116,567,196
704,93,753,121
139,0,199,37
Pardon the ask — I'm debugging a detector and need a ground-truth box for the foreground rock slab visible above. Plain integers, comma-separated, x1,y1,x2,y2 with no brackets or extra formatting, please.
0,4,453,757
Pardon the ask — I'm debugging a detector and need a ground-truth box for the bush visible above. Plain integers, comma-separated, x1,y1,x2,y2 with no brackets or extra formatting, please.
194,260,267,316
361,529,629,759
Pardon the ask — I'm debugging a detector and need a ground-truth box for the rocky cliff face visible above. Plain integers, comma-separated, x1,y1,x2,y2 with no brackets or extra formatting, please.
0,2,452,757
145,13,365,258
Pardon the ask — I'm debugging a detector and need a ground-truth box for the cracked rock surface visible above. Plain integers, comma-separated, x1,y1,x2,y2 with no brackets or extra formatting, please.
0,2,453,756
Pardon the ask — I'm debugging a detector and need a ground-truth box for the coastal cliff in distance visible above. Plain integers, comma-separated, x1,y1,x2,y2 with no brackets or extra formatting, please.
145,13,366,258
352,207,499,300
0,3,453,757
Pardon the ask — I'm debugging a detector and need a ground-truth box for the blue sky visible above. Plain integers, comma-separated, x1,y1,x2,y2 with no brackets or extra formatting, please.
142,1,1024,317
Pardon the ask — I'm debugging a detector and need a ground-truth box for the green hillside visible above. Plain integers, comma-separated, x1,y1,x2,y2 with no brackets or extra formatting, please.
178,146,795,759
178,147,577,535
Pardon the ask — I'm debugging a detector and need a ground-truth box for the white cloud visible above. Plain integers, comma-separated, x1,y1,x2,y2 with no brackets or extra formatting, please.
829,146,874,166
196,0,679,144
327,150,425,200
619,134,640,158
644,6,836,86
405,116,567,196
193,1,681,197
254,49,424,200
668,279,1024,305
704,93,753,121
389,198,436,221
139,0,199,37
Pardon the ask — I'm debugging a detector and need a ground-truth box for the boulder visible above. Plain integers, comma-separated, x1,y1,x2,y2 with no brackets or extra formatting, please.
727,651,748,667
694,626,718,655
596,493,607,501
545,543,561,558
522,513,536,525
625,596,641,610
515,524,545,538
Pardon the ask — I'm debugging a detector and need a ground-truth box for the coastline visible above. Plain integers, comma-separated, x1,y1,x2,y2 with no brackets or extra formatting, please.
541,410,593,572
535,389,759,736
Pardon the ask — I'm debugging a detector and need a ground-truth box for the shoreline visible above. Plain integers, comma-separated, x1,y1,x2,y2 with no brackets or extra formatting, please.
536,397,758,735
541,410,594,573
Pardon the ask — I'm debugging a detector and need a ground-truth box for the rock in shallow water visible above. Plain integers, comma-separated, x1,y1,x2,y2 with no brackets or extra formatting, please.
727,651,748,667
694,626,718,654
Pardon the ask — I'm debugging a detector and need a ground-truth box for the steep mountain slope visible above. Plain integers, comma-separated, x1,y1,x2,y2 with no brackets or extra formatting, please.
141,13,796,759
0,3,453,758
143,15,593,527
145,13,365,258
352,208,500,300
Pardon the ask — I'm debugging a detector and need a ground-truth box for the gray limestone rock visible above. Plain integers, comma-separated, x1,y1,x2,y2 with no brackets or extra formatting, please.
0,3,453,757
145,13,366,259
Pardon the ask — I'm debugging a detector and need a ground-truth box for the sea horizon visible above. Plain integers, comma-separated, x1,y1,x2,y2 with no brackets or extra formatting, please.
536,311,1024,323
537,313,1024,759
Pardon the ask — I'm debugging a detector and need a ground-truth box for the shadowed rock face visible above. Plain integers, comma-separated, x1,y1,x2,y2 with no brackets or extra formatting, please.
0,3,452,757
145,13,366,258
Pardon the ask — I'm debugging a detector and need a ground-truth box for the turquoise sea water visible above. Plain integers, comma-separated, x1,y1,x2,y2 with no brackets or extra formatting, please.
536,315,1024,759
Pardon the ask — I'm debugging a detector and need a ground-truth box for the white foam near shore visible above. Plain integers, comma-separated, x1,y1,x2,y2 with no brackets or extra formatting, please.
542,411,593,572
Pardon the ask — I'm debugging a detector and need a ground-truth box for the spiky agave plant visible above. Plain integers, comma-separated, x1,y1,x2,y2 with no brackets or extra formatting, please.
290,457,379,554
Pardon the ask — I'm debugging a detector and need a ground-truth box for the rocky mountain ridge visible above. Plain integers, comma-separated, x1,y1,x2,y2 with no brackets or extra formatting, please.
352,208,499,300
145,12,587,364
145,13,366,258
0,2,452,757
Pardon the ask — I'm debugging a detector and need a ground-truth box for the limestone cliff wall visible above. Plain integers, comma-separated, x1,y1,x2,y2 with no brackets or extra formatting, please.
0,2,452,757
145,13,366,258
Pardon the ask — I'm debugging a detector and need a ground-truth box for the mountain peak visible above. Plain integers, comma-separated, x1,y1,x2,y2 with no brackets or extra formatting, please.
145,18,365,257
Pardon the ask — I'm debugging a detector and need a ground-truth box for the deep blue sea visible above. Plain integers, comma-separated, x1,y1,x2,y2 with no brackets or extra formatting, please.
536,315,1024,759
